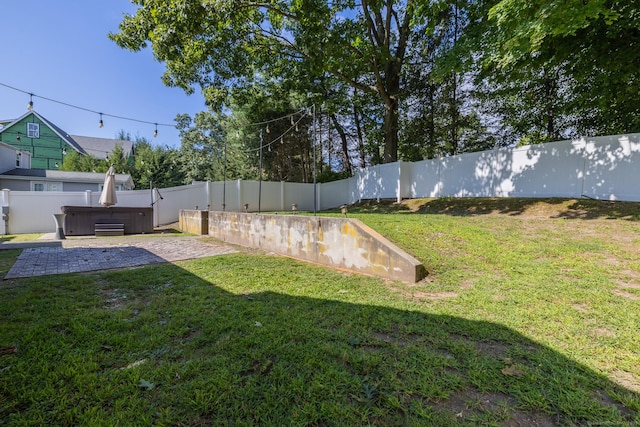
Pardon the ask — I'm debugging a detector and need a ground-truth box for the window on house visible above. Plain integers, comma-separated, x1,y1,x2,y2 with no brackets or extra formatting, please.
47,182,62,191
99,184,123,191
31,181,63,192
27,123,39,138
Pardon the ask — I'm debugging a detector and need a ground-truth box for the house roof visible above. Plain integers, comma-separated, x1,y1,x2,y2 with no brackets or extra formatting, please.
0,168,134,188
0,111,135,160
0,111,87,154
70,135,134,160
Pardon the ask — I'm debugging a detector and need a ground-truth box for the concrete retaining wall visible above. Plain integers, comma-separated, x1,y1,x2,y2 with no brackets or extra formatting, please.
179,209,209,235
206,211,427,283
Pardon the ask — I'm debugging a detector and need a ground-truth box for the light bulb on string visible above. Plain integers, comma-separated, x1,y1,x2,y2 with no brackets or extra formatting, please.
153,123,158,138
266,125,270,134
99,113,104,128
27,94,33,111
280,136,284,144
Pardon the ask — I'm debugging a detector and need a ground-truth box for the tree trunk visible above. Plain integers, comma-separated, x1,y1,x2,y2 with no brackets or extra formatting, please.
353,105,366,168
382,100,399,163
427,83,436,159
544,67,555,141
330,113,353,176
449,0,460,156
382,60,401,163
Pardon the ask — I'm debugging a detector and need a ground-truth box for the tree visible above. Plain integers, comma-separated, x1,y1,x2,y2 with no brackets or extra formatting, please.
473,0,640,141
175,111,251,183
110,0,454,164
60,150,106,173
132,139,185,189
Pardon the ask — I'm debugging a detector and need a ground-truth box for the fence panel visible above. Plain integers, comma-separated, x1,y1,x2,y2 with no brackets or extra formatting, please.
155,182,208,225
582,135,640,201
284,182,315,211
4,191,87,234
440,151,496,197
494,139,584,198
410,158,442,198
319,178,354,210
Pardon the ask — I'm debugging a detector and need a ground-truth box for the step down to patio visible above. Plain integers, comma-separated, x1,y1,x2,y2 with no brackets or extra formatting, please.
95,223,125,236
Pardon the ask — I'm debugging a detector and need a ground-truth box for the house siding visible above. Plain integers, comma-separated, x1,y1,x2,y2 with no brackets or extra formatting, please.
0,179,30,191
0,114,73,170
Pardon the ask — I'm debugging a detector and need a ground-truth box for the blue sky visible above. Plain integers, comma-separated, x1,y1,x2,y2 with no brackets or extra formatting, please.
0,1,207,147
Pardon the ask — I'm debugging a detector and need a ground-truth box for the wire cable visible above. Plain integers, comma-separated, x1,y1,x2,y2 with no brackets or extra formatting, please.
0,82,175,127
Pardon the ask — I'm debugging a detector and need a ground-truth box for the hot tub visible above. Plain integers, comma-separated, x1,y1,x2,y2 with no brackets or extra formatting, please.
61,206,153,236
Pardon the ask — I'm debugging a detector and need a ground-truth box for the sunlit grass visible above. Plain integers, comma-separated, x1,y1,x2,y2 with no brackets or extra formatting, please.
0,233,44,243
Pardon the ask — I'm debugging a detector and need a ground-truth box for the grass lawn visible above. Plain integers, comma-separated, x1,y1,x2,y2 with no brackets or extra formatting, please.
1,198,639,425
0,234,44,243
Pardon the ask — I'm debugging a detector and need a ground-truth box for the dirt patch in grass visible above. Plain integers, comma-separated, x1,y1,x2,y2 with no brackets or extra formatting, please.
616,280,640,289
594,390,637,419
610,370,640,393
589,327,616,338
100,288,128,310
437,388,558,426
612,289,639,300
412,291,458,300
571,303,590,313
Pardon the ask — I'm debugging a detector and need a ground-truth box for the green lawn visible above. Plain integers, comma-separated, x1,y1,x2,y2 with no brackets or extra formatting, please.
1,198,639,425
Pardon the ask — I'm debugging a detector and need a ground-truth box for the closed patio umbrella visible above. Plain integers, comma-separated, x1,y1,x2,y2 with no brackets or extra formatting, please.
98,166,118,207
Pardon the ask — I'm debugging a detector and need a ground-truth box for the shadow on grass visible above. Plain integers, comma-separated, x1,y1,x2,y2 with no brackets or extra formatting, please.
339,197,640,220
1,254,638,425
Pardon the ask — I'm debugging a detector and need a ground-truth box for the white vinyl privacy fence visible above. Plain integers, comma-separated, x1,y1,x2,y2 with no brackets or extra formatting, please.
1,133,638,234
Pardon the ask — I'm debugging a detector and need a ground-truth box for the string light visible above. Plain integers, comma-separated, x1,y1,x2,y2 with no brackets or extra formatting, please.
0,82,175,133
1,82,308,140
240,111,307,155
153,123,158,138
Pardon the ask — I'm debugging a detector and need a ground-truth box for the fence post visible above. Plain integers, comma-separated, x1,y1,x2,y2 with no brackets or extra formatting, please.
280,181,285,211
152,189,160,227
237,179,243,212
397,160,402,203
206,181,212,210
376,164,381,203
1,189,9,235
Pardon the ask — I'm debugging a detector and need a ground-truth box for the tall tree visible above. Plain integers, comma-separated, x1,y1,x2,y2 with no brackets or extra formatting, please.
132,140,185,189
472,0,640,141
110,0,451,164
175,111,252,183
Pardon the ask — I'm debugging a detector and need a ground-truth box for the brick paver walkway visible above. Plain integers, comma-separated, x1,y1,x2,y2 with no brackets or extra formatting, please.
4,236,238,279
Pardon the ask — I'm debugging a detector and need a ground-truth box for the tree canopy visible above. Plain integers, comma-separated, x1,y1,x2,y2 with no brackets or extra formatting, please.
107,0,639,180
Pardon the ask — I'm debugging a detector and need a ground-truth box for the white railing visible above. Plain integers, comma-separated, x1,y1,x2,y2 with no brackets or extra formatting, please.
1,133,638,234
